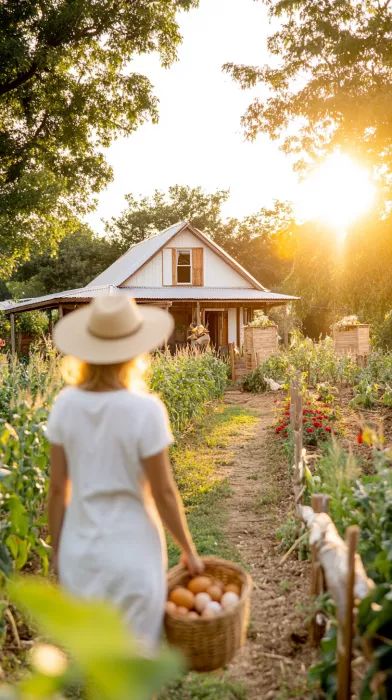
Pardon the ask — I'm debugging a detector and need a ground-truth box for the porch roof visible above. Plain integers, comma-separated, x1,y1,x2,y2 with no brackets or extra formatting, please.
3,284,298,315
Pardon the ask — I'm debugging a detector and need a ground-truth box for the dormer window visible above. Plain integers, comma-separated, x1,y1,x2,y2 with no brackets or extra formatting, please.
176,249,192,284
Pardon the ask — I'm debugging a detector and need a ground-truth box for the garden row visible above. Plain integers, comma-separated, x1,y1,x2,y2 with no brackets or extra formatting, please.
0,349,228,612
266,352,391,699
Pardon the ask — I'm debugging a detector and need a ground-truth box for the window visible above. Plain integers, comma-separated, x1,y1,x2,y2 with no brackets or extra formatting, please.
176,249,191,284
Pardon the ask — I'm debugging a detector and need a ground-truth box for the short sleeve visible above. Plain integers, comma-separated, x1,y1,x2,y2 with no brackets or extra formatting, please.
138,396,174,459
45,392,67,445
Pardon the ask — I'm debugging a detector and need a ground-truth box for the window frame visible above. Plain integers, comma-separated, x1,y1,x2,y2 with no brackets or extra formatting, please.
176,248,192,285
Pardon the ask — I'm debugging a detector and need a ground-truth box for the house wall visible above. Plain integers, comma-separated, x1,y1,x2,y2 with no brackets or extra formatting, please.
123,229,251,288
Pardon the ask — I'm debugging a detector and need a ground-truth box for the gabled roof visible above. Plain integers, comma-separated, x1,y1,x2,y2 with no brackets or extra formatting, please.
88,222,188,287
88,221,266,291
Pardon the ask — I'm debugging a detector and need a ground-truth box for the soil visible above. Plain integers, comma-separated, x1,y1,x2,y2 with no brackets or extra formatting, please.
221,389,316,699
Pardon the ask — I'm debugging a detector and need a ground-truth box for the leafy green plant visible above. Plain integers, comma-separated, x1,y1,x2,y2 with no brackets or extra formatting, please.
3,576,181,700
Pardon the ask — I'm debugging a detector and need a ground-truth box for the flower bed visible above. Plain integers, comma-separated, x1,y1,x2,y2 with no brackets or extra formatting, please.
274,396,338,446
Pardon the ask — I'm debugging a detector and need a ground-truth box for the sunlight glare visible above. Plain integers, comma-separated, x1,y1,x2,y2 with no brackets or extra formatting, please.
295,153,376,236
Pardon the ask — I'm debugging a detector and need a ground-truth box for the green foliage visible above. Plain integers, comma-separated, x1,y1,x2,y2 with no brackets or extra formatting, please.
4,577,181,699
107,185,229,250
374,310,392,351
225,0,392,178
308,624,338,699
150,350,227,435
357,583,392,700
306,440,359,533
10,227,120,296
0,1,197,271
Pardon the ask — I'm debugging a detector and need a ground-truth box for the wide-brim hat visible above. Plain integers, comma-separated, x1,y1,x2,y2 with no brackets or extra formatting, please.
53,296,174,364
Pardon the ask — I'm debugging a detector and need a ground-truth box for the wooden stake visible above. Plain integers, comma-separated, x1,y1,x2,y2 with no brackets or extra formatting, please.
337,526,360,700
229,343,236,382
310,494,330,645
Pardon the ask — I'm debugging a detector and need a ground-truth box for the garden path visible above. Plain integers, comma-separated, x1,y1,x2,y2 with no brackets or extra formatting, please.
222,390,316,699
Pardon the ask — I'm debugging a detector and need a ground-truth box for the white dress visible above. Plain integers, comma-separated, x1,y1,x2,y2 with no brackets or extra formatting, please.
46,387,173,651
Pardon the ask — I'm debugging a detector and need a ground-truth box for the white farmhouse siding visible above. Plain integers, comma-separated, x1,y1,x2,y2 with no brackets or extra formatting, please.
204,248,249,288
162,249,172,286
172,230,200,247
123,228,251,289
121,252,162,287
228,308,237,343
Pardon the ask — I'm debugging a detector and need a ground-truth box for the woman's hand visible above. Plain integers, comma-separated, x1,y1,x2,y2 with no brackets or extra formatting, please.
181,550,205,576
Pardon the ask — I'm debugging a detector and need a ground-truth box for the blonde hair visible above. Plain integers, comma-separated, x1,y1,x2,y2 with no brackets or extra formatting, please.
61,354,148,392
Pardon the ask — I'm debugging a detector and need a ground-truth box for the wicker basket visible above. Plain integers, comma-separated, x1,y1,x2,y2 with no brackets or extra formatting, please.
164,556,252,672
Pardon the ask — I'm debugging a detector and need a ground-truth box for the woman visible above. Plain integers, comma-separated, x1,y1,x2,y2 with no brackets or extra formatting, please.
46,296,204,652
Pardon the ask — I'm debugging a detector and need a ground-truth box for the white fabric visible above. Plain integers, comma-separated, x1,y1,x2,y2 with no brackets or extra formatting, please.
46,387,174,650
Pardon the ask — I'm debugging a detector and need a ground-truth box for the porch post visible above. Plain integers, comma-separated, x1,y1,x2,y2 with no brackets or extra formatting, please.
10,313,16,357
196,301,201,325
58,304,63,319
48,309,53,336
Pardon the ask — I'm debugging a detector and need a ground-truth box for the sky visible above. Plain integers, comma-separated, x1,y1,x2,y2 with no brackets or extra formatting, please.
86,0,298,234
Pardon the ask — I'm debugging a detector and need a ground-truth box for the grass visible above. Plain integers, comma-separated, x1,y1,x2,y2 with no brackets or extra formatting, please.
159,673,247,700
162,403,257,699
167,405,258,568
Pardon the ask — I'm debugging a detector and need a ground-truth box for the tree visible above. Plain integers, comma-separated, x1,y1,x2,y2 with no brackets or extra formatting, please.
224,1,392,178
0,0,198,273
106,185,229,249
11,226,120,296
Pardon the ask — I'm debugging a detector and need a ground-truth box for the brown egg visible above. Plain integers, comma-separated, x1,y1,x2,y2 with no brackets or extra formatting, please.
169,587,195,610
225,583,241,596
187,576,211,594
175,606,189,616
207,584,222,602
187,611,200,620
165,601,177,615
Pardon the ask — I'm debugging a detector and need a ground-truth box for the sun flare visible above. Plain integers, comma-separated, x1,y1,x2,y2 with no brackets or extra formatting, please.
295,152,376,237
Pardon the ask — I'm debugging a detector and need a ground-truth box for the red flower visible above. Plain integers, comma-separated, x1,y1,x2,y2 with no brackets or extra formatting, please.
306,428,314,433
357,431,363,444
325,427,332,433
313,421,322,428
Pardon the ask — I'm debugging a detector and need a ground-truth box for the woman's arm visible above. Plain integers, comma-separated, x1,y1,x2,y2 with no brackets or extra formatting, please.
142,449,204,575
48,444,70,574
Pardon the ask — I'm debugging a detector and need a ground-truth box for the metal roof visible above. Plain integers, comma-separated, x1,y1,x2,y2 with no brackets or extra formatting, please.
0,300,14,311
121,287,297,301
4,284,297,314
88,221,266,291
88,222,188,287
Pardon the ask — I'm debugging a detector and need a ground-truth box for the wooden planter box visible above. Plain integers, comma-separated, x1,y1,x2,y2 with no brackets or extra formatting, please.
333,324,370,357
244,325,278,371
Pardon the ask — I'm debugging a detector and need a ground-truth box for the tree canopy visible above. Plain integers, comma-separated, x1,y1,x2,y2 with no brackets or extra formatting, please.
225,0,392,179
106,185,229,249
10,226,120,298
0,0,198,273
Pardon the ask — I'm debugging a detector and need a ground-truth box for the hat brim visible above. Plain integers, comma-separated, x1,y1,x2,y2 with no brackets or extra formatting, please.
53,304,174,364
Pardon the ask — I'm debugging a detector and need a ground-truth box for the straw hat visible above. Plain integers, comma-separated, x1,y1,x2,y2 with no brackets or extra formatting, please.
53,296,174,364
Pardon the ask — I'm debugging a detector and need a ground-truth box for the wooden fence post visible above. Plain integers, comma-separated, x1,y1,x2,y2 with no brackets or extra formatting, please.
310,493,330,645
337,526,360,700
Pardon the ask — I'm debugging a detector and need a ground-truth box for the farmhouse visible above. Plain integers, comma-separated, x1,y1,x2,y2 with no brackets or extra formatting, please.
4,221,297,352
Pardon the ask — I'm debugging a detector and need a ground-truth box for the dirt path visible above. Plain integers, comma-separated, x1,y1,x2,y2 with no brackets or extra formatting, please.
222,390,316,699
